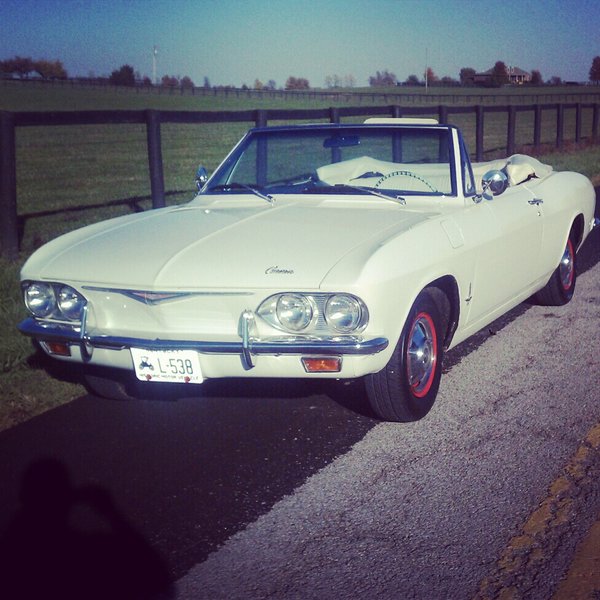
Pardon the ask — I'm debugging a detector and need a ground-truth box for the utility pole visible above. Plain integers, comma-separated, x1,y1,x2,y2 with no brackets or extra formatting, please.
425,47,429,94
152,46,158,84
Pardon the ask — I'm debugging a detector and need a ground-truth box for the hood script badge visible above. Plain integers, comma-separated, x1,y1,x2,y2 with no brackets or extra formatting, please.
265,266,294,275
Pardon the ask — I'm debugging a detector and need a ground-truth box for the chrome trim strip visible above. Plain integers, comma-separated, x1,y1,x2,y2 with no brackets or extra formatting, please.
82,286,254,304
18,317,389,356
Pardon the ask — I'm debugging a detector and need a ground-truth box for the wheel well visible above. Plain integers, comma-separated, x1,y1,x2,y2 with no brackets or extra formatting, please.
571,214,584,250
424,276,459,351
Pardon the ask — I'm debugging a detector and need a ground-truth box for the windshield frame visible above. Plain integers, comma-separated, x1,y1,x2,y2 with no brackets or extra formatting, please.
201,123,459,198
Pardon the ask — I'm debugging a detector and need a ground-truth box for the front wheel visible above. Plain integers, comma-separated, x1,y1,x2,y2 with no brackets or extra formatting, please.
365,290,446,422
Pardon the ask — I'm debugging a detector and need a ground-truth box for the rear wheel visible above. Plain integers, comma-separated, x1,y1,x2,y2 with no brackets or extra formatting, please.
365,289,446,422
535,235,576,306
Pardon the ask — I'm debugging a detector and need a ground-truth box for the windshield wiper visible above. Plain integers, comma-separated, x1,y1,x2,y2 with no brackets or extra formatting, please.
206,182,275,204
330,184,406,206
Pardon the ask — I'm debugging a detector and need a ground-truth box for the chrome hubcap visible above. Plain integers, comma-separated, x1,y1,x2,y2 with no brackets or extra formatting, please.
406,312,437,398
559,240,574,290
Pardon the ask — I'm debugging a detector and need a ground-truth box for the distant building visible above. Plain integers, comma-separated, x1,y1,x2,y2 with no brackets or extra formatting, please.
473,65,531,86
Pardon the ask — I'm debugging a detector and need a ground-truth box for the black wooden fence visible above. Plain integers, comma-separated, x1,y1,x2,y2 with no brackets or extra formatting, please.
1,102,599,258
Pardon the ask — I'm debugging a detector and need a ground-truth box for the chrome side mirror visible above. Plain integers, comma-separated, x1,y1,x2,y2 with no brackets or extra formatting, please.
481,170,508,199
195,166,209,192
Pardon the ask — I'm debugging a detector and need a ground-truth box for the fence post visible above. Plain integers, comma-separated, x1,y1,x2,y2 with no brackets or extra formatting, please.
533,105,542,151
0,111,19,259
556,104,564,150
475,105,484,161
507,105,516,156
575,103,582,144
145,109,165,209
329,107,340,123
255,110,267,127
592,103,599,143
438,105,448,124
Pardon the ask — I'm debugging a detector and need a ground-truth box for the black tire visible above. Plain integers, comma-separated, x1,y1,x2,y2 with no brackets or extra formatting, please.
534,235,577,306
365,289,446,422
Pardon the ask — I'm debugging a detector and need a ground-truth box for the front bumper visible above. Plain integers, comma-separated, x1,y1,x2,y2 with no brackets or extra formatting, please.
18,317,389,370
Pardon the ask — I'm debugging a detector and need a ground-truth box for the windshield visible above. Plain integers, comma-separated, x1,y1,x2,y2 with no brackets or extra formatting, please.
203,125,456,197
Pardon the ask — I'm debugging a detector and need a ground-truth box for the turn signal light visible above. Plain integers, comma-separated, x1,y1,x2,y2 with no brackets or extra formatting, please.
301,357,342,373
43,341,71,357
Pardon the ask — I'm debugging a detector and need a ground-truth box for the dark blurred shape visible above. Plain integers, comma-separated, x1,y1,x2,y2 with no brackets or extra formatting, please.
0,458,173,600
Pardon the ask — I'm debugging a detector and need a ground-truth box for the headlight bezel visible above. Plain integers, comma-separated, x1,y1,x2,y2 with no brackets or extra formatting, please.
257,292,368,335
23,281,87,322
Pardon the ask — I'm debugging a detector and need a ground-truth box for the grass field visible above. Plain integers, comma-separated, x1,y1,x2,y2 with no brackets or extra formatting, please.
1,81,599,430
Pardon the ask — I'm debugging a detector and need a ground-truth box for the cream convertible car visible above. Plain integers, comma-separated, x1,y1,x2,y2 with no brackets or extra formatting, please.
19,119,597,422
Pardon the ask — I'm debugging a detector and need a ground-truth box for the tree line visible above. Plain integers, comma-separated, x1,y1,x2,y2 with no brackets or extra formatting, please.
0,56,67,79
3,54,600,90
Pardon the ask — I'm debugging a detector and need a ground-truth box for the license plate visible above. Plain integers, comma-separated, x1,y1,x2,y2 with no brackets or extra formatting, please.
131,348,203,384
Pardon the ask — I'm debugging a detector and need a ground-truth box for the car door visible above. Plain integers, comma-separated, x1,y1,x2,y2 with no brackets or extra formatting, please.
463,184,544,325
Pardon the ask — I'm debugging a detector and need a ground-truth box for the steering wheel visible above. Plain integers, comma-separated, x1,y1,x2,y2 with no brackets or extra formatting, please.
374,170,437,193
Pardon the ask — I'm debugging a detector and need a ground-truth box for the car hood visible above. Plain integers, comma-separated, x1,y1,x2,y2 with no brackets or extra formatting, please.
23,198,437,290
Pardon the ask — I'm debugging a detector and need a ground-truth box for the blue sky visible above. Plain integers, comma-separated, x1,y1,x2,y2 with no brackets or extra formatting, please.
0,0,598,87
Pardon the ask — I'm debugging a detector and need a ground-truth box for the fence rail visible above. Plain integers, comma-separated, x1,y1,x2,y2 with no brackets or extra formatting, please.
3,76,600,106
1,102,599,258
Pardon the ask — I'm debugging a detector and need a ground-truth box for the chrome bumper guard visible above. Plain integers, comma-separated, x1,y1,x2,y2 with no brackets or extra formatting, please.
18,317,389,367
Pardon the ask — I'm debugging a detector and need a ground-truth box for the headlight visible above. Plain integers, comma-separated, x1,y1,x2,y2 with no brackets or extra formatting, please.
276,294,314,332
257,292,368,334
23,281,87,321
24,283,56,318
57,285,86,320
325,294,365,333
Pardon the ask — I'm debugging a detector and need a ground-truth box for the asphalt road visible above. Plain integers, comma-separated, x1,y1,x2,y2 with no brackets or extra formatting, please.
1,198,599,599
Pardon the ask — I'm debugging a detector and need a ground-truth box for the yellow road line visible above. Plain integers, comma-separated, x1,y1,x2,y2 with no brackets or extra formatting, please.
474,423,600,599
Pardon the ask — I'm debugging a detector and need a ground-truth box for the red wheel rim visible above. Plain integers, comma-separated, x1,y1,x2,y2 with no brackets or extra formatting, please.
560,239,575,291
406,311,438,398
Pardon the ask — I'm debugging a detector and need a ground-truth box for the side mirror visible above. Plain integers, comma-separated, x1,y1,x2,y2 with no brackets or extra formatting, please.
481,170,508,199
195,166,209,192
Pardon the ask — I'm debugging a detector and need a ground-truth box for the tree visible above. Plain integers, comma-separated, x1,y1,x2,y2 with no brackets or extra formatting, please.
440,76,458,85
266,80,277,90
404,74,420,86
254,79,264,90
203,76,211,88
459,67,476,85
548,75,562,86
590,56,600,84
343,74,356,88
490,61,509,87
180,75,194,89
161,75,179,87
424,67,438,84
0,56,34,78
33,59,67,79
109,64,135,86
369,70,397,87
285,76,310,90
530,69,543,85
